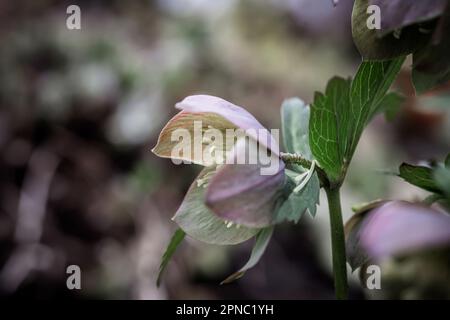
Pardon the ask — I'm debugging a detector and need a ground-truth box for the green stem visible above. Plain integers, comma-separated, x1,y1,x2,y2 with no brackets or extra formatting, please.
325,187,348,300
280,152,328,187
281,152,349,297
280,152,313,169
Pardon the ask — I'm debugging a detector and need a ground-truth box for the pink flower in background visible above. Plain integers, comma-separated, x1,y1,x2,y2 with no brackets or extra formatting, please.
360,201,450,258
346,200,450,268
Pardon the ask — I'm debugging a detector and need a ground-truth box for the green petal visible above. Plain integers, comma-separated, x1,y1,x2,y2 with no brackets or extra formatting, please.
221,227,273,284
173,167,259,245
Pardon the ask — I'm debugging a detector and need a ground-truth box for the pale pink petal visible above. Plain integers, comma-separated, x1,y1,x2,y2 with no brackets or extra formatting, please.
176,95,279,155
360,201,450,258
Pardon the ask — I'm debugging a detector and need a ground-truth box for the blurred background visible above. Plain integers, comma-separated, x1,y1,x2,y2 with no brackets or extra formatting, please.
0,0,449,299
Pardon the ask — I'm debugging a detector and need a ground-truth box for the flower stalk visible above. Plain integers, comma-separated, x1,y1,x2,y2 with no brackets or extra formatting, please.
280,152,328,187
281,151,349,299
325,186,348,300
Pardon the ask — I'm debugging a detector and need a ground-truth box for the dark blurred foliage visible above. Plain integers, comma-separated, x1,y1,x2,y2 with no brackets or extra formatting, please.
0,0,448,299
361,249,450,299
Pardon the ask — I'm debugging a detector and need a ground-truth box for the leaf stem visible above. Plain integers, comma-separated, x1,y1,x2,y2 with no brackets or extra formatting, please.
280,152,328,187
325,186,348,299
280,152,312,169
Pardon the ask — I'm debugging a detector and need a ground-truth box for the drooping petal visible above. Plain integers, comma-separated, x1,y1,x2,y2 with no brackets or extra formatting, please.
153,95,280,166
352,0,434,60
152,111,237,166
359,201,450,259
370,0,447,35
205,138,285,228
221,227,273,284
176,95,280,155
172,167,259,245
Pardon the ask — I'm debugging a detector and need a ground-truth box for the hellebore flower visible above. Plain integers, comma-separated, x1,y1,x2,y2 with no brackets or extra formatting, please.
352,0,450,92
152,95,288,245
346,200,450,270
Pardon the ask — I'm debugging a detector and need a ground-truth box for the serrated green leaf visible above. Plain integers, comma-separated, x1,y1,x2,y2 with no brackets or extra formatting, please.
157,228,185,287
221,227,273,284
399,163,441,193
310,77,351,182
275,169,320,223
173,168,259,245
281,98,313,160
348,58,405,155
309,58,404,184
